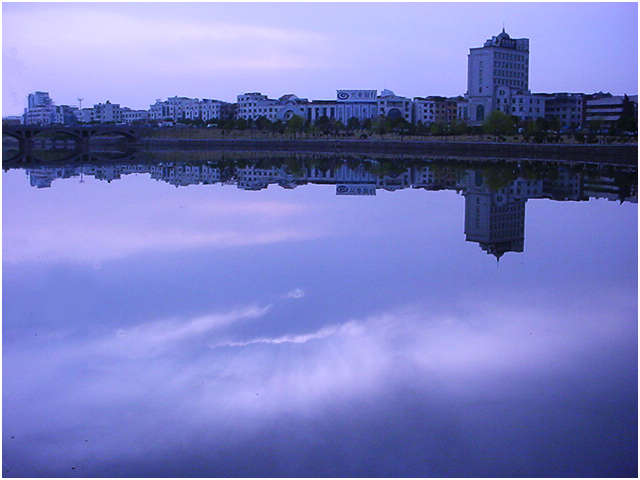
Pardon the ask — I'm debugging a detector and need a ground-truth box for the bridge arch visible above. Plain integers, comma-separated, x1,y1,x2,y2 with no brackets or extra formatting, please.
30,129,83,141
3,125,142,159
2,130,23,142
3,148,139,165
84,128,139,142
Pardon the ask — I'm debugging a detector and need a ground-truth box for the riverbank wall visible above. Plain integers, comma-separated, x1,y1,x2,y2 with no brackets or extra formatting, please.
139,138,637,165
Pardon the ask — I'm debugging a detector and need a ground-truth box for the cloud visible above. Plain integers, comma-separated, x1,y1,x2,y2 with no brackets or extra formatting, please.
4,8,326,47
3,224,320,264
3,8,331,74
97,304,273,359
210,320,361,348
2,185,326,264
2,4,343,114
3,289,636,477
282,288,305,299
188,200,307,218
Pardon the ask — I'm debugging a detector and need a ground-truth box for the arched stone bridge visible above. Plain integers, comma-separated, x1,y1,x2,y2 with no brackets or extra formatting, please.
3,125,145,161
4,124,144,142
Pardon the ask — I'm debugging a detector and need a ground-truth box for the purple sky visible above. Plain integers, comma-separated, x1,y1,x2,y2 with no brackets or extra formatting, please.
2,2,638,116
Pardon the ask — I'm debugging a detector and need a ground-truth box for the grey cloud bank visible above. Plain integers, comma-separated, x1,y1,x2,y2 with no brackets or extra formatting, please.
3,2,637,115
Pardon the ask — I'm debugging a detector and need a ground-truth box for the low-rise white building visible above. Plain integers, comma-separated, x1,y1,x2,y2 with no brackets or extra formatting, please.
150,96,227,123
458,89,545,125
413,96,459,125
334,89,378,124
585,94,638,129
377,89,412,122
75,108,93,123
543,92,585,129
23,91,76,125
74,102,121,124
300,89,411,125
24,105,59,125
23,104,78,125
494,87,546,121
318,89,380,124
121,108,150,124
301,99,341,124
236,92,308,122
92,101,122,123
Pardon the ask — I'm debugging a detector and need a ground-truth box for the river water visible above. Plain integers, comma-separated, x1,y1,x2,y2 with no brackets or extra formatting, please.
2,152,638,477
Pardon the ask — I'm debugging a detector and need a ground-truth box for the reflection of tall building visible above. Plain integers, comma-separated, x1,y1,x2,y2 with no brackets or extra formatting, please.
464,170,525,260
19,159,637,261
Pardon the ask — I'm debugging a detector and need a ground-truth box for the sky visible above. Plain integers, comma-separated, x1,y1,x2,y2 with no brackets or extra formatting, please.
2,2,638,116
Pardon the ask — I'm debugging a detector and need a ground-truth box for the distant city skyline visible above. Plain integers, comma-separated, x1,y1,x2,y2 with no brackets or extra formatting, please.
3,2,638,116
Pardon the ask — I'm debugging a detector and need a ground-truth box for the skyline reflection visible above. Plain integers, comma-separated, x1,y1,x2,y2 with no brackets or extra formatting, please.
7,155,637,260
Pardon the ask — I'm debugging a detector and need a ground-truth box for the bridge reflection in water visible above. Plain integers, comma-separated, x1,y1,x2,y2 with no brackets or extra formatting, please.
4,153,636,261
4,149,140,164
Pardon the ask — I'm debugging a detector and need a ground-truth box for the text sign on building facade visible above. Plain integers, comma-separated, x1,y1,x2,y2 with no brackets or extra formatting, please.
336,90,377,102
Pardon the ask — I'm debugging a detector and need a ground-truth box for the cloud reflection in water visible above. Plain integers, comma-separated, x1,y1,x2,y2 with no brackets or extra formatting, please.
3,290,636,477
2,168,636,477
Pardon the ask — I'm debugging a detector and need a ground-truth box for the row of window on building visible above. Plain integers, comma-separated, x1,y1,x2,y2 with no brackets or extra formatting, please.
14,89,637,131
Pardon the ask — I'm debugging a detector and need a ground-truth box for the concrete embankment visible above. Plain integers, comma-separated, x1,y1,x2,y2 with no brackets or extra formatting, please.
139,138,638,165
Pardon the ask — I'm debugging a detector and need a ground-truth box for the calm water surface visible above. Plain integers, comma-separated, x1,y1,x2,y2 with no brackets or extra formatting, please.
2,156,638,477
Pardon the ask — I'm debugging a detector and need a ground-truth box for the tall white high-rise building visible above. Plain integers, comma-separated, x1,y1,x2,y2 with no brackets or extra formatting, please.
461,29,544,125
468,29,530,97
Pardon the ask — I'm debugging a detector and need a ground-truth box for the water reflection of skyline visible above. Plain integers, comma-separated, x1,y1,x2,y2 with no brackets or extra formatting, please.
3,155,637,478
12,157,637,259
